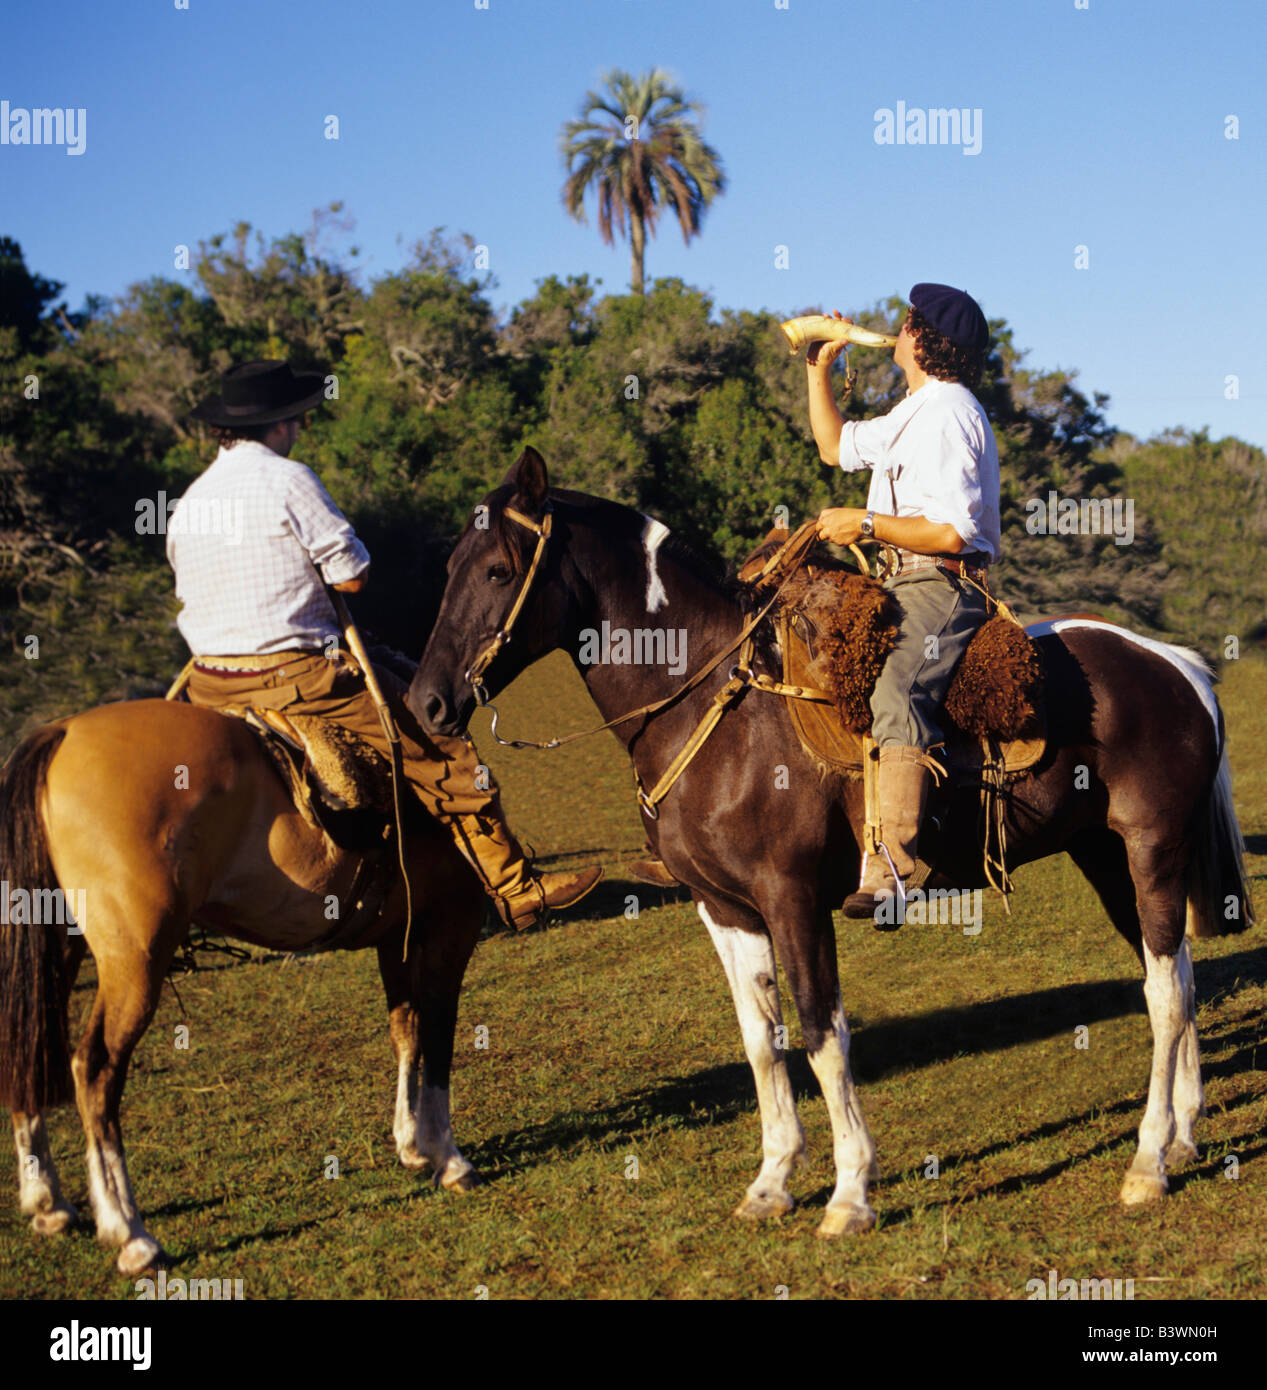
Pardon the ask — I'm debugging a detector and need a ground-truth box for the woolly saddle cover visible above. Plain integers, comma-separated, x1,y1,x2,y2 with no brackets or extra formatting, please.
769,568,1047,778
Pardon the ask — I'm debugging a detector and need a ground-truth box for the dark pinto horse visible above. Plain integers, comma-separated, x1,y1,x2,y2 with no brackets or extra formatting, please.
0,698,484,1275
410,447,1255,1237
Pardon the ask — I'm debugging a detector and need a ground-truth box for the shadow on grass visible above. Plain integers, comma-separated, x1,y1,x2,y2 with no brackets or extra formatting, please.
467,945,1267,1194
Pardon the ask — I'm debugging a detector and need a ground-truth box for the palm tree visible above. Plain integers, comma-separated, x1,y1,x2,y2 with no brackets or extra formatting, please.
560,68,725,295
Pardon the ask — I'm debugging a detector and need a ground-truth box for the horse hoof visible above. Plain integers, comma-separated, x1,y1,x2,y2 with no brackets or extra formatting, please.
397,1144,432,1171
116,1236,165,1277
440,1167,479,1195
1120,1171,1168,1206
734,1190,794,1221
31,1203,77,1237
1165,1139,1199,1170
817,1203,877,1237
31,1204,77,1236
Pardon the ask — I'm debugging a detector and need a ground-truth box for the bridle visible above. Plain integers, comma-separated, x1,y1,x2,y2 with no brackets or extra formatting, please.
455,505,850,820
463,501,554,728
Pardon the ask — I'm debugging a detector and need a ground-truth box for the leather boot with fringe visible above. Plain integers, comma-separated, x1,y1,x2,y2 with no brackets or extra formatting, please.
843,746,933,927
452,814,602,930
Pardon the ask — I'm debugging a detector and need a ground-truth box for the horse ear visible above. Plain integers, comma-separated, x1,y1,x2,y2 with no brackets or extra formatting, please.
503,446,549,514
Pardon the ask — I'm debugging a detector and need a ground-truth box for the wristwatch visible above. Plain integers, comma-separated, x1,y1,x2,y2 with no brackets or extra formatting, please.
860,510,875,538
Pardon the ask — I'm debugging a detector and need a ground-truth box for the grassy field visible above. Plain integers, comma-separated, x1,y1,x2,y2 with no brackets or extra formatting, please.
0,651,1263,1301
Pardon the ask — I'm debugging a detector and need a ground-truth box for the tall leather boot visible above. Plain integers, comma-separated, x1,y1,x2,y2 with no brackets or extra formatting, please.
842,746,933,927
451,813,602,931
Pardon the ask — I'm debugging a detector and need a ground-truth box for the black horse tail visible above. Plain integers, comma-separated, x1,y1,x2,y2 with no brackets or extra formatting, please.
1186,743,1256,939
0,723,74,1111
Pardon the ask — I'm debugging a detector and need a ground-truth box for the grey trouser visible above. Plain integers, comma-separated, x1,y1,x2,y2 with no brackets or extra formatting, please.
869,568,989,749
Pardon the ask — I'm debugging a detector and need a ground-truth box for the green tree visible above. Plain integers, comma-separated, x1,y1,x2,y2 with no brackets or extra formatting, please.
560,68,725,295
0,238,67,353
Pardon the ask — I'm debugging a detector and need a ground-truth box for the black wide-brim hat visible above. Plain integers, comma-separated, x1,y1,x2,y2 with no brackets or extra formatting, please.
190,360,327,427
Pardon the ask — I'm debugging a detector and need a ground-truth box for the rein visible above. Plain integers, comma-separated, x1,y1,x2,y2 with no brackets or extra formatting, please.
467,510,854,818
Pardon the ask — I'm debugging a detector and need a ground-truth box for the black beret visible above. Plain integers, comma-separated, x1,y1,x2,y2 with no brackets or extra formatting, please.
909,282,988,351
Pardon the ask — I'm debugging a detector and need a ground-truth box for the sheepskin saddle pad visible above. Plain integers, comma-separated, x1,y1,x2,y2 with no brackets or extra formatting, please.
215,643,422,835
741,543,1046,778
246,709,395,815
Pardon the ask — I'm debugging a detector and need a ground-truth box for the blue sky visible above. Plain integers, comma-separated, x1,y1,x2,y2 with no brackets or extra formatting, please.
3,0,1264,445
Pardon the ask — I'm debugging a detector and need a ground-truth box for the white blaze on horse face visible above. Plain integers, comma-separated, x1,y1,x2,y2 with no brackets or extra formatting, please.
697,903,804,1214
640,516,670,614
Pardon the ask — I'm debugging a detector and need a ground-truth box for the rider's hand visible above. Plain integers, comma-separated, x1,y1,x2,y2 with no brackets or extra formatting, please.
816,507,866,547
806,311,854,369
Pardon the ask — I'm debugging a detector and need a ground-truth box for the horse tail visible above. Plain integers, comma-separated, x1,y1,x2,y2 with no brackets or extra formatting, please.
1164,631,1254,944
0,723,74,1111
1185,742,1255,938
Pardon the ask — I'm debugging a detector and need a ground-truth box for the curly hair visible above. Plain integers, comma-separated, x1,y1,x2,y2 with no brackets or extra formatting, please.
906,306,986,390
208,423,273,448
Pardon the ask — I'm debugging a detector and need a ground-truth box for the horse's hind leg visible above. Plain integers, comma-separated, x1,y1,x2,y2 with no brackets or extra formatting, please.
376,877,482,1193
1068,831,1202,1170
1118,841,1191,1205
695,897,806,1221
1166,937,1203,1169
10,933,86,1236
12,1110,76,1234
73,931,174,1274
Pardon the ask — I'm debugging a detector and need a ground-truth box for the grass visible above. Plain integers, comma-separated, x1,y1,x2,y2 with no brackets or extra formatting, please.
0,651,1263,1301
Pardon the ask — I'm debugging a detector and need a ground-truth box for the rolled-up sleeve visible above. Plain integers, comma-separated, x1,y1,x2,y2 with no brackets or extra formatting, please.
283,466,371,585
839,414,894,474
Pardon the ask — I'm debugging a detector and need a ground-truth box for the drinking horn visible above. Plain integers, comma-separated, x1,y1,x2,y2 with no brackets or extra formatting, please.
780,315,898,354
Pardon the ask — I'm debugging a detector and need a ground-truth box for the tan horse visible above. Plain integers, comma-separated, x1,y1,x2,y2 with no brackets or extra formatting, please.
0,698,484,1276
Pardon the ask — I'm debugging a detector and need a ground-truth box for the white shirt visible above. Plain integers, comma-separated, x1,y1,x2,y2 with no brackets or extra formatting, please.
166,441,370,656
838,378,1001,561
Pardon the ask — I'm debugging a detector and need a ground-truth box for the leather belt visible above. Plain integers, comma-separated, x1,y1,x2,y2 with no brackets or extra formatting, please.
883,547,991,583
193,650,316,677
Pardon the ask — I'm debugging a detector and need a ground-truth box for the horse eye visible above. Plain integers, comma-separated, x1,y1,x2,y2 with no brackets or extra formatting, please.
487,563,510,582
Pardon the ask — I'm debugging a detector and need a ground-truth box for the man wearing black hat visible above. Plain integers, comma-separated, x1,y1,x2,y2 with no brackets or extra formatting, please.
169,360,601,930
805,284,1000,923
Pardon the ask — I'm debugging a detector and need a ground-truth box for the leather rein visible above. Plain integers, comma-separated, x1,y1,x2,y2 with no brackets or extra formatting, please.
463,506,866,819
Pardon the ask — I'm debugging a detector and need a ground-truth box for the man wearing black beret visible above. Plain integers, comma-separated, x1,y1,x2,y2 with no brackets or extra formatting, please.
806,284,1000,924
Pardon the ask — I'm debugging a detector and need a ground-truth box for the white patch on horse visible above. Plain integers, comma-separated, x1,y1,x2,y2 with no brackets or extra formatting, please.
83,1131,161,1271
1027,617,1219,739
13,1111,71,1227
393,1053,473,1190
1121,941,1189,1204
806,997,877,1232
640,516,670,614
1168,938,1205,1164
696,903,804,1216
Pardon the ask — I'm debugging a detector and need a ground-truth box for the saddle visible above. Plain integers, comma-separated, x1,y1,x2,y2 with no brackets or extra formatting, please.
166,646,421,952
738,536,1048,784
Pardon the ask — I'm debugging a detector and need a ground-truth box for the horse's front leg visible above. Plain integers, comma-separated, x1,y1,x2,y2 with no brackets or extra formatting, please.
774,899,877,1236
12,1109,77,1235
376,874,482,1193
696,898,806,1220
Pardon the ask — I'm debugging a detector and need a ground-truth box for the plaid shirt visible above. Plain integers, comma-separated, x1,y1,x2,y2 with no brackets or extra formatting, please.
166,441,370,656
